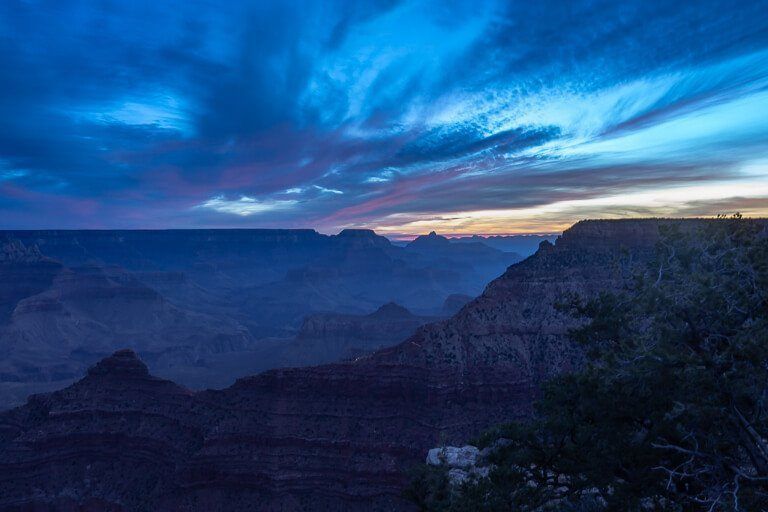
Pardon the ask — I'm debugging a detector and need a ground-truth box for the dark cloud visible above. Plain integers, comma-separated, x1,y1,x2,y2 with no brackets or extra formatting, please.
0,0,766,232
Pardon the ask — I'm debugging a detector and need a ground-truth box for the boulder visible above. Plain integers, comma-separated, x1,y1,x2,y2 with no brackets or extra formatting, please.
426,445,479,468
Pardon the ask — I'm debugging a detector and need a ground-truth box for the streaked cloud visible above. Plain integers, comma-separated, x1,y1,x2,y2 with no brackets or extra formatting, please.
198,196,297,216
0,0,766,233
314,185,344,195
366,178,768,236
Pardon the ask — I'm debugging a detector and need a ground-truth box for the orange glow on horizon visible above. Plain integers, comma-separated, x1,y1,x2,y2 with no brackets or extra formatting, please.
355,181,768,238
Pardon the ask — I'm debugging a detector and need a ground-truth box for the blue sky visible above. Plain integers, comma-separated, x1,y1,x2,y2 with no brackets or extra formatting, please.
1,0,767,234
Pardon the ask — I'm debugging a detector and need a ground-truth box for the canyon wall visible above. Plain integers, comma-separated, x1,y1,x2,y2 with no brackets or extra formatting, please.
0,219,715,511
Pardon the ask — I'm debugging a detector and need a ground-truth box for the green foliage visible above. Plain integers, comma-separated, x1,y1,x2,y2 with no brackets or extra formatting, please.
409,216,768,511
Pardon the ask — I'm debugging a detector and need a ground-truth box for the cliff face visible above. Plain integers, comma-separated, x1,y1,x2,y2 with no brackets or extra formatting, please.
0,220,706,511
201,303,440,392
371,219,665,379
286,302,436,363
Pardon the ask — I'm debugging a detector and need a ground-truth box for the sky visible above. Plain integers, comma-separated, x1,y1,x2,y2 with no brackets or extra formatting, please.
1,0,767,236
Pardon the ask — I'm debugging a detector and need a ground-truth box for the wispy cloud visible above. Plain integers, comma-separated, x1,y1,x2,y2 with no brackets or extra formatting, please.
0,0,766,232
198,195,297,216
314,185,344,194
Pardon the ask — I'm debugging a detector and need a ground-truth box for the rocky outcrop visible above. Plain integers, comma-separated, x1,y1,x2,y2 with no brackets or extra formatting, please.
426,445,489,485
372,219,705,380
333,228,392,249
426,445,480,468
425,439,516,486
403,232,523,306
450,234,556,256
0,219,728,511
406,231,511,261
0,350,201,511
288,302,435,363
406,231,452,250
229,302,440,382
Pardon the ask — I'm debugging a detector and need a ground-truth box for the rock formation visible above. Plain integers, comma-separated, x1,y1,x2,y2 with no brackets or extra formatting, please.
283,302,438,364
449,233,557,256
0,229,519,408
426,445,489,485
0,219,725,511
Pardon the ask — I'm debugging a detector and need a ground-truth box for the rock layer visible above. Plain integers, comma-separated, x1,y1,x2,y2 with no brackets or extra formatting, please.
0,219,726,511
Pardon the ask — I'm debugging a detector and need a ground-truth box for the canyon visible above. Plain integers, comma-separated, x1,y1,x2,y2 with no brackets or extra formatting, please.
0,229,520,408
0,219,707,511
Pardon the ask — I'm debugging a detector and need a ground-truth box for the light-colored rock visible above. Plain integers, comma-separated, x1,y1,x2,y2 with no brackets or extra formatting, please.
426,447,442,466
427,444,493,487
426,445,480,468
